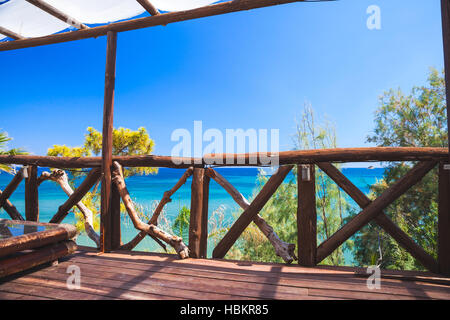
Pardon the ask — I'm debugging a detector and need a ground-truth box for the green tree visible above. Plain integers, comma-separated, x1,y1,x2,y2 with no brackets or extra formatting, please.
354,68,447,270
172,206,190,240
223,105,352,265
0,131,27,173
47,127,157,234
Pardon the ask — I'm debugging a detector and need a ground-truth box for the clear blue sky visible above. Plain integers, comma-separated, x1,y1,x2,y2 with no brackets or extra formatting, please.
0,0,445,156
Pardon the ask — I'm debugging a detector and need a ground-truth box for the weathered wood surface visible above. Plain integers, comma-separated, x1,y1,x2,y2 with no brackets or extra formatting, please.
0,219,77,258
136,0,160,16
25,165,39,221
25,0,89,29
213,165,293,259
0,240,77,278
206,168,297,263
0,26,25,40
121,167,193,250
101,30,117,253
0,0,310,51
111,162,189,259
189,168,206,258
1,247,449,300
439,162,450,276
317,162,439,273
316,161,437,263
297,164,317,267
0,147,447,168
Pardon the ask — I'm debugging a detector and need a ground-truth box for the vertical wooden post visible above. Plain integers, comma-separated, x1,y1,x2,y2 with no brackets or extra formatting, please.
25,165,39,221
439,162,450,276
200,173,210,258
189,168,205,258
297,164,317,266
100,31,117,253
110,183,122,250
440,0,450,276
442,0,450,159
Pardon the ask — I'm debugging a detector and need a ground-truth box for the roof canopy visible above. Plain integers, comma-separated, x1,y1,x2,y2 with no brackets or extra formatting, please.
0,0,221,41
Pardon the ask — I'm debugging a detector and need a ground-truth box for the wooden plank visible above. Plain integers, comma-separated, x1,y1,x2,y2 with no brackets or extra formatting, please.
49,168,101,223
0,0,310,51
297,164,317,267
100,31,117,253
67,254,450,299
189,168,205,258
0,168,24,208
200,173,210,258
316,161,437,263
0,26,26,40
46,261,310,299
25,268,261,300
212,165,293,259
136,0,160,16
25,165,39,221
25,0,89,29
317,162,439,273
439,162,450,276
0,280,118,300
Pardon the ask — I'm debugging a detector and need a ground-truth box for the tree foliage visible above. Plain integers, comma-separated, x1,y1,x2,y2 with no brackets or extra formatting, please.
48,127,157,177
223,105,352,265
0,131,27,174
47,127,157,234
354,68,447,270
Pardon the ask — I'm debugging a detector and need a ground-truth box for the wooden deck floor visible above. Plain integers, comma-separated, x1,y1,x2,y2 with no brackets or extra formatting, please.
1,247,450,300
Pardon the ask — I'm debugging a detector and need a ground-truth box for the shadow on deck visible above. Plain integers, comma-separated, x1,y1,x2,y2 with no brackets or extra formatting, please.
1,246,450,300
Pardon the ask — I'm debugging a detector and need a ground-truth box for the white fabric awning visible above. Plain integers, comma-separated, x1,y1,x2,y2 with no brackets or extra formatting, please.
0,0,221,41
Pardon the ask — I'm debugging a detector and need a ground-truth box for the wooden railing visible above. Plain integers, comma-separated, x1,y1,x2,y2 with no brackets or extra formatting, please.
0,147,449,276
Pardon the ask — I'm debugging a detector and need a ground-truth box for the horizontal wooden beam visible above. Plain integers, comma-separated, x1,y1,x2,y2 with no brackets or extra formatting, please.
136,0,160,16
0,0,309,51
25,0,88,30
0,148,447,168
204,147,449,166
0,26,26,40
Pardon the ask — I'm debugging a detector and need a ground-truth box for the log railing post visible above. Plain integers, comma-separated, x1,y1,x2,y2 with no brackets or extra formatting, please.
100,30,117,253
200,172,210,258
25,165,39,221
439,162,450,276
297,164,317,266
189,168,206,258
110,182,122,250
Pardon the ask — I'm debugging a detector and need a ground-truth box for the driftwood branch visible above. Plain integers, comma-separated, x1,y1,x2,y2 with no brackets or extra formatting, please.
121,167,194,251
206,168,297,264
112,162,189,259
38,169,100,247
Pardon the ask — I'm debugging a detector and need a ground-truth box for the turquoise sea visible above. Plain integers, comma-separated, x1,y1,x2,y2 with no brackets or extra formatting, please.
0,167,384,263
